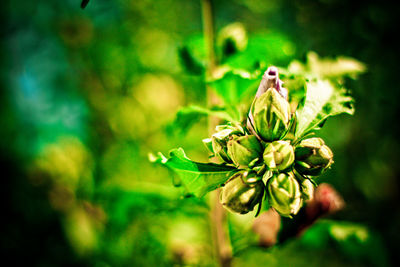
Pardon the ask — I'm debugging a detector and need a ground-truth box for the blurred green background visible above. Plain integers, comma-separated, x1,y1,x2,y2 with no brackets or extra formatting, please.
1,0,399,266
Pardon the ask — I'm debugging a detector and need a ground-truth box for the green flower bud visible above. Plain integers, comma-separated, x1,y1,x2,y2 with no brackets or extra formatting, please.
227,135,262,167
215,124,244,134
250,88,291,142
300,178,315,201
263,140,295,171
202,138,213,154
211,125,244,163
267,172,302,217
295,137,334,176
212,136,231,163
220,172,264,214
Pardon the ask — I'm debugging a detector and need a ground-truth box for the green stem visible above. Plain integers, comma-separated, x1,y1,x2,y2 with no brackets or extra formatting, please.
201,1,232,266
201,0,216,73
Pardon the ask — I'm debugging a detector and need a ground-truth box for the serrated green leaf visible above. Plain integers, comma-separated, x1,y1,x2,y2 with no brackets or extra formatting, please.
295,79,355,138
224,33,296,69
149,148,237,197
288,52,366,79
279,72,307,107
167,105,240,136
208,66,261,105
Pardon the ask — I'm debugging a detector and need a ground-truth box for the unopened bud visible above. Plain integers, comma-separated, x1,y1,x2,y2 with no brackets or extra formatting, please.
250,88,291,142
300,178,315,201
255,67,288,99
227,135,262,167
220,172,264,214
267,172,302,217
210,125,243,163
212,137,231,163
295,137,334,176
202,138,213,154
263,140,295,171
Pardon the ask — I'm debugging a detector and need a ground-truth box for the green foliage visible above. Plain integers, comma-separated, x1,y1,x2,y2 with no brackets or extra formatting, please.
288,52,366,79
177,35,207,75
150,148,237,197
207,67,261,106
168,105,240,136
3,0,396,266
288,52,365,138
152,62,361,218
301,220,390,267
223,33,296,69
178,46,205,75
295,79,355,138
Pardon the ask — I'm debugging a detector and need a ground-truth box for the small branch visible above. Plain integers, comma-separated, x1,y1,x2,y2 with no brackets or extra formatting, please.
210,188,233,267
202,0,220,109
201,0,233,266
201,0,217,72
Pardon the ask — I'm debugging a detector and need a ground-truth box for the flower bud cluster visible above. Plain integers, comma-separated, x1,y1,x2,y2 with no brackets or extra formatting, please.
204,67,334,217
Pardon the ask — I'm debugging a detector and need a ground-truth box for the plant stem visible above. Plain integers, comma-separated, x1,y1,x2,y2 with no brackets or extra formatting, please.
201,0,219,108
202,0,216,72
201,0,233,266
209,188,233,267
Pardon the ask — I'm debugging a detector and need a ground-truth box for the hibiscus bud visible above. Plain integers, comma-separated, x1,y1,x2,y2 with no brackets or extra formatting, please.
300,178,315,202
227,135,262,167
202,138,213,154
247,67,289,139
212,137,231,163
220,172,264,214
210,125,243,163
295,137,334,176
267,172,302,217
255,67,288,99
263,140,295,171
250,88,291,142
